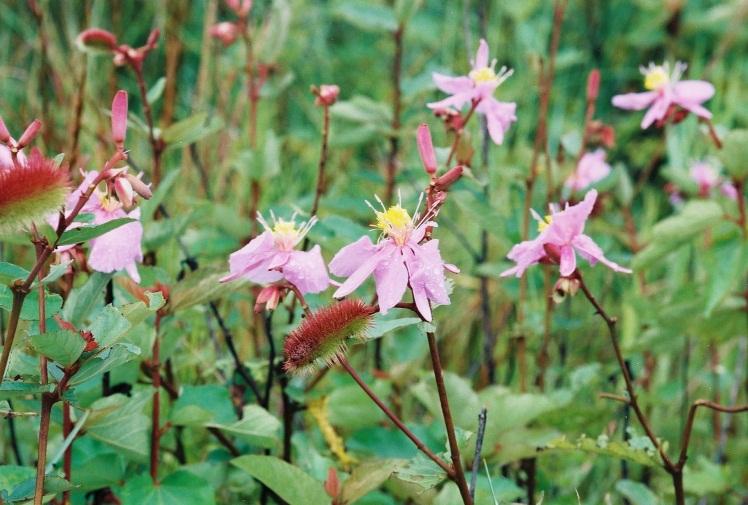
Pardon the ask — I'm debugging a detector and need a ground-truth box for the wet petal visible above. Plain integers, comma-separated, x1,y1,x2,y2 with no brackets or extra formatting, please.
284,246,330,294
329,235,377,277
559,245,577,277
373,248,409,314
432,73,473,94
572,234,632,273
333,243,391,298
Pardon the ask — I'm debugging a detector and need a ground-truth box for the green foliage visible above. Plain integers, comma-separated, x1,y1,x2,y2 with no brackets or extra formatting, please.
231,455,331,505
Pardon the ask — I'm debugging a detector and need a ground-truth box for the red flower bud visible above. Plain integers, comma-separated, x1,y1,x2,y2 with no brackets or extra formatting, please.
77,28,118,51
586,69,600,101
324,467,340,499
435,165,463,189
0,116,10,143
313,84,340,106
111,90,128,148
146,28,160,49
16,120,42,149
417,123,437,175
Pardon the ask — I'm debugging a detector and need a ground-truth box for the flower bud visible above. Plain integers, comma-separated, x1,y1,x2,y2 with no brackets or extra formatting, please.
435,165,463,190
255,285,283,312
111,90,128,148
0,116,10,143
324,467,340,499
313,84,340,106
417,123,437,175
114,176,134,208
227,0,253,17
16,119,42,149
125,172,153,200
76,28,118,51
586,69,600,101
209,22,239,46
552,276,580,304
146,28,161,49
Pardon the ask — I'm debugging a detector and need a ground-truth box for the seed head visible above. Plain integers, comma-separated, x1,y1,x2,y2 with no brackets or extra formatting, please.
283,299,374,375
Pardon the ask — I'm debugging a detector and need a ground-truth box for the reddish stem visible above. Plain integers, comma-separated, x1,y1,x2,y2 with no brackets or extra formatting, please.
150,313,163,484
384,24,404,205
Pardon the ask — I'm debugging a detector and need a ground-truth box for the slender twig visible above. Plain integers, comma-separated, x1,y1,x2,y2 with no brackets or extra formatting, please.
384,24,404,206
207,427,240,456
700,117,722,150
427,332,473,505
599,392,630,404
677,400,748,468
469,408,488,500
338,356,454,477
150,313,163,484
445,99,479,168
302,101,332,251
132,66,164,187
33,394,54,505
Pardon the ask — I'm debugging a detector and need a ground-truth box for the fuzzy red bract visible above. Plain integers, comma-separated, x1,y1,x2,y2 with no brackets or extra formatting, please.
283,299,374,374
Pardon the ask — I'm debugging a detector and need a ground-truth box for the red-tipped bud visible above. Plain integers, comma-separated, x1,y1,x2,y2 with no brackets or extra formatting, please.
435,165,463,189
16,120,42,149
312,84,340,106
0,116,10,143
111,90,128,148
209,22,240,46
417,123,437,175
284,299,375,375
146,28,160,49
255,285,283,312
77,28,118,51
586,69,600,101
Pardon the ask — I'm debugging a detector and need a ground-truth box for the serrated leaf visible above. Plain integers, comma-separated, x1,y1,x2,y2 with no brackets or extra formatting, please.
0,381,55,400
0,284,63,321
395,452,446,490
541,434,661,467
0,262,29,284
69,343,141,386
119,470,215,505
339,459,399,504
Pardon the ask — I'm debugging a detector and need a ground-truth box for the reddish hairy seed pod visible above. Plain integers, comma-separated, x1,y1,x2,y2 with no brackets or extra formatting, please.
283,299,375,375
16,120,42,149
0,149,70,233
586,69,600,101
111,90,128,147
417,123,437,175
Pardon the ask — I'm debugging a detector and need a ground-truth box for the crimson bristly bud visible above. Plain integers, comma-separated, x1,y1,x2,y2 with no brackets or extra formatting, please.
417,123,437,175
16,120,42,149
586,68,600,101
283,299,375,375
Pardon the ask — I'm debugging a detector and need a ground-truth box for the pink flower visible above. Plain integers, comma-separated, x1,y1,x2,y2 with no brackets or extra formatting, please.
209,22,239,46
612,62,714,129
56,171,143,282
428,39,517,145
690,162,720,196
500,190,631,278
329,197,458,321
220,213,329,294
314,84,340,106
565,149,611,191
720,182,738,201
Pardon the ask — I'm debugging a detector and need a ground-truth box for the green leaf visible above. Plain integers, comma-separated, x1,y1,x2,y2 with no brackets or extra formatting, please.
162,113,223,148
334,2,398,32
170,384,237,427
331,96,392,129
208,405,281,448
0,284,63,321
255,0,291,62
394,0,423,24
4,475,73,502
69,343,141,386
58,218,135,246
86,393,150,461
119,470,216,505
0,262,29,284
718,129,748,180
231,455,330,505
542,434,661,467
367,316,422,339
62,272,111,326
37,260,73,286
147,77,166,104
340,459,399,504
86,305,132,348
31,329,86,366
615,479,660,505
395,452,446,490
703,238,745,315
0,380,55,400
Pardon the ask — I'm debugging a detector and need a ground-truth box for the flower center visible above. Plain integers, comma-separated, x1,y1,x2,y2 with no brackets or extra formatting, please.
271,219,300,250
538,215,553,233
374,205,412,245
469,66,497,84
643,66,669,90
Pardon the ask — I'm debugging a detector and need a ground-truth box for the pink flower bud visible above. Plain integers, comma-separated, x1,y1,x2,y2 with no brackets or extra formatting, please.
146,28,160,49
114,176,134,208
416,123,437,175
111,90,128,148
125,172,153,200
16,120,42,149
77,28,118,51
0,116,10,143
313,84,340,106
586,69,600,101
435,165,463,189
209,22,240,46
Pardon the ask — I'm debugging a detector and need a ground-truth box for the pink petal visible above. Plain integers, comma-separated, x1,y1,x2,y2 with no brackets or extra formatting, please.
673,80,714,103
333,243,391,298
284,246,330,294
500,237,546,278
432,73,473,95
677,101,712,119
641,96,670,129
611,91,657,111
427,91,476,111
221,232,281,283
473,38,489,69
88,211,143,279
559,245,577,277
572,234,632,274
545,190,597,245
329,235,377,277
372,249,409,314
478,97,517,145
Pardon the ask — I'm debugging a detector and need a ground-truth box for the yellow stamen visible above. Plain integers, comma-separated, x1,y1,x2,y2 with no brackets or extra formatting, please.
272,219,297,235
644,66,669,90
538,215,553,233
469,66,497,84
374,205,411,234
